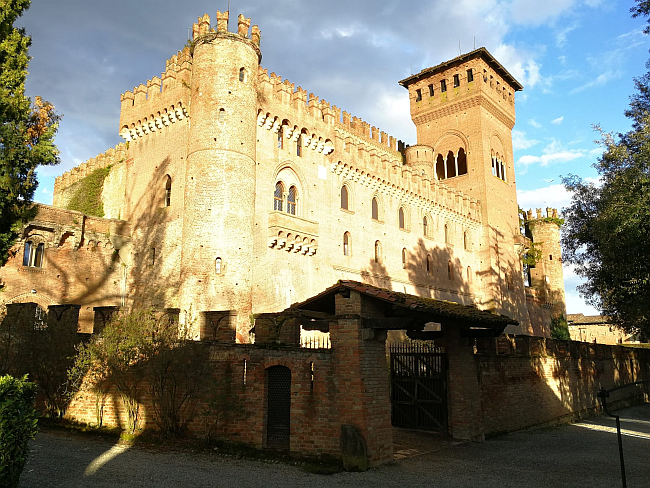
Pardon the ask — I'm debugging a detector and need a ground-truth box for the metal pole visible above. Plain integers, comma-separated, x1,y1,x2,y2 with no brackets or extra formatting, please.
598,389,626,488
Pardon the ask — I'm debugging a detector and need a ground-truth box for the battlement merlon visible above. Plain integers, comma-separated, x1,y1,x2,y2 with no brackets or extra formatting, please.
257,66,407,154
524,207,560,222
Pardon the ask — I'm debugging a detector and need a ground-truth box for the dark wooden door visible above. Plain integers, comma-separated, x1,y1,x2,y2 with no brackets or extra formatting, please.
266,366,291,450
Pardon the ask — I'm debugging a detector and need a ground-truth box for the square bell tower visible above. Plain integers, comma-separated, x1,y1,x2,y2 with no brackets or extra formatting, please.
399,48,530,331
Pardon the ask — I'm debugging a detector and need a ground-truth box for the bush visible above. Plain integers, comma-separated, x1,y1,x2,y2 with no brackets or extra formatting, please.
550,314,571,341
0,375,38,488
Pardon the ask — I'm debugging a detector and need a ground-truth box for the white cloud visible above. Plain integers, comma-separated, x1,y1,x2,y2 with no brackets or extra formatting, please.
563,263,601,315
528,118,542,128
512,129,540,150
570,70,622,94
517,139,586,169
510,0,575,26
556,22,579,48
493,44,542,88
517,183,573,210
551,116,564,125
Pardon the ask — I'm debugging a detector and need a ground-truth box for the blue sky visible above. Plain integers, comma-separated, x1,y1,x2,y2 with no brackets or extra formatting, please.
17,0,650,315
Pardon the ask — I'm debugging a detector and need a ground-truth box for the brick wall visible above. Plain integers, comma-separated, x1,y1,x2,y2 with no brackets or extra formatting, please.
475,335,650,435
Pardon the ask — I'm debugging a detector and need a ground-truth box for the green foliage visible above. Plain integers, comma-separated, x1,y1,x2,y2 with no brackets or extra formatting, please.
71,309,211,436
0,375,38,488
0,0,60,266
538,216,565,227
550,314,570,341
64,166,111,217
521,242,542,268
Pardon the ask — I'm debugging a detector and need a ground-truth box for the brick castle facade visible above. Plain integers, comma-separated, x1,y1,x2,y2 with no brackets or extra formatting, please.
1,11,566,340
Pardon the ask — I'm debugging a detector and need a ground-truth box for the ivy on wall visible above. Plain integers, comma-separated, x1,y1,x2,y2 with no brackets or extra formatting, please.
65,166,112,217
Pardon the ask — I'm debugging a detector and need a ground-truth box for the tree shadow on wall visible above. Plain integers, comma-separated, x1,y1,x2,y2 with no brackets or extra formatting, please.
42,155,178,318
403,238,471,302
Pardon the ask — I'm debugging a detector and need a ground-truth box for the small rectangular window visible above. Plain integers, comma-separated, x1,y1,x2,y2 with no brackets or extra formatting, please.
440,79,447,92
150,248,156,266
428,84,434,96
277,127,283,149
415,89,422,102
467,69,473,83
453,74,460,87
297,136,302,157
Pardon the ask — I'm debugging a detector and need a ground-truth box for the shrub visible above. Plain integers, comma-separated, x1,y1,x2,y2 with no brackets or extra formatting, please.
0,375,38,488
550,314,571,341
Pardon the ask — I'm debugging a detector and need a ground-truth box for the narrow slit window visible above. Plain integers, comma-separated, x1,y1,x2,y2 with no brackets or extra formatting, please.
371,197,379,220
243,359,247,385
426,254,432,276
341,185,349,210
467,69,474,83
165,175,172,207
277,126,283,149
215,257,222,274
297,135,302,157
343,232,350,256
218,108,225,122
150,248,156,266
310,362,314,392
415,89,422,102
428,84,434,96
453,74,460,87
423,216,429,237
440,79,447,92
239,67,246,83
402,248,407,269
448,261,454,281
374,240,381,263
398,208,405,229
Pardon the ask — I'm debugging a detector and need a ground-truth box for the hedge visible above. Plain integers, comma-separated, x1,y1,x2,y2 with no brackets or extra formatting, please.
0,375,38,488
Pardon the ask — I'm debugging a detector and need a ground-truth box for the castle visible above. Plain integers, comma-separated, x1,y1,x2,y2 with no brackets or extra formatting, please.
1,11,566,340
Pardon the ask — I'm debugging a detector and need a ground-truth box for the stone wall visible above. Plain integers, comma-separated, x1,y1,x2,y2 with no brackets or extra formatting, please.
475,335,650,435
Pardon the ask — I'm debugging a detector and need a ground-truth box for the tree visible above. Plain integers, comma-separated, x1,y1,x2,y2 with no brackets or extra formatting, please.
561,3,650,336
550,314,570,341
70,309,212,436
0,0,60,266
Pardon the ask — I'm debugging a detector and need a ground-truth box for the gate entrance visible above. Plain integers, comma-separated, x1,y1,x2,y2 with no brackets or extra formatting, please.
266,365,291,450
389,342,447,432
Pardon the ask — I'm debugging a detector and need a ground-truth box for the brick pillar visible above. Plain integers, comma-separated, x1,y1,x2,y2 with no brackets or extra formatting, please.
444,325,485,441
330,290,393,467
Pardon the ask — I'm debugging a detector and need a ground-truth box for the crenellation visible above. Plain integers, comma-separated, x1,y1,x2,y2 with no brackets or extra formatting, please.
216,10,228,33
237,14,251,37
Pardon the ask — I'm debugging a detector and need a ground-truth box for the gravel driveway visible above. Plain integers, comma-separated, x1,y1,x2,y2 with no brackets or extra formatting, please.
20,404,650,487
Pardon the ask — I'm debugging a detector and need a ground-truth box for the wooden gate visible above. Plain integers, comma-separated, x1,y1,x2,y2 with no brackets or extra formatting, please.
266,365,291,450
389,342,447,432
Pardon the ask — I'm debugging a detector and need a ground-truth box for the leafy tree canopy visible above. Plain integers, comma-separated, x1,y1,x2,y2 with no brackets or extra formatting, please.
561,1,650,336
0,0,60,265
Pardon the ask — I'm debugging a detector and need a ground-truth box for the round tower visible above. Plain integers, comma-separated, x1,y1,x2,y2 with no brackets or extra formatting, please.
180,12,261,342
526,207,566,317
404,144,434,179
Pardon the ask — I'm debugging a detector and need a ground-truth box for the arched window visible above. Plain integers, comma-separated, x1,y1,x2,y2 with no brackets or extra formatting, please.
215,257,222,274
374,240,381,263
402,248,407,269
398,207,405,229
448,261,454,281
23,241,44,268
287,186,297,215
423,216,429,237
343,232,350,256
446,150,457,178
239,67,247,83
341,185,349,210
457,148,467,175
274,182,284,211
436,154,445,180
444,224,450,244
164,175,172,207
426,254,432,276
218,108,225,122
371,197,379,220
